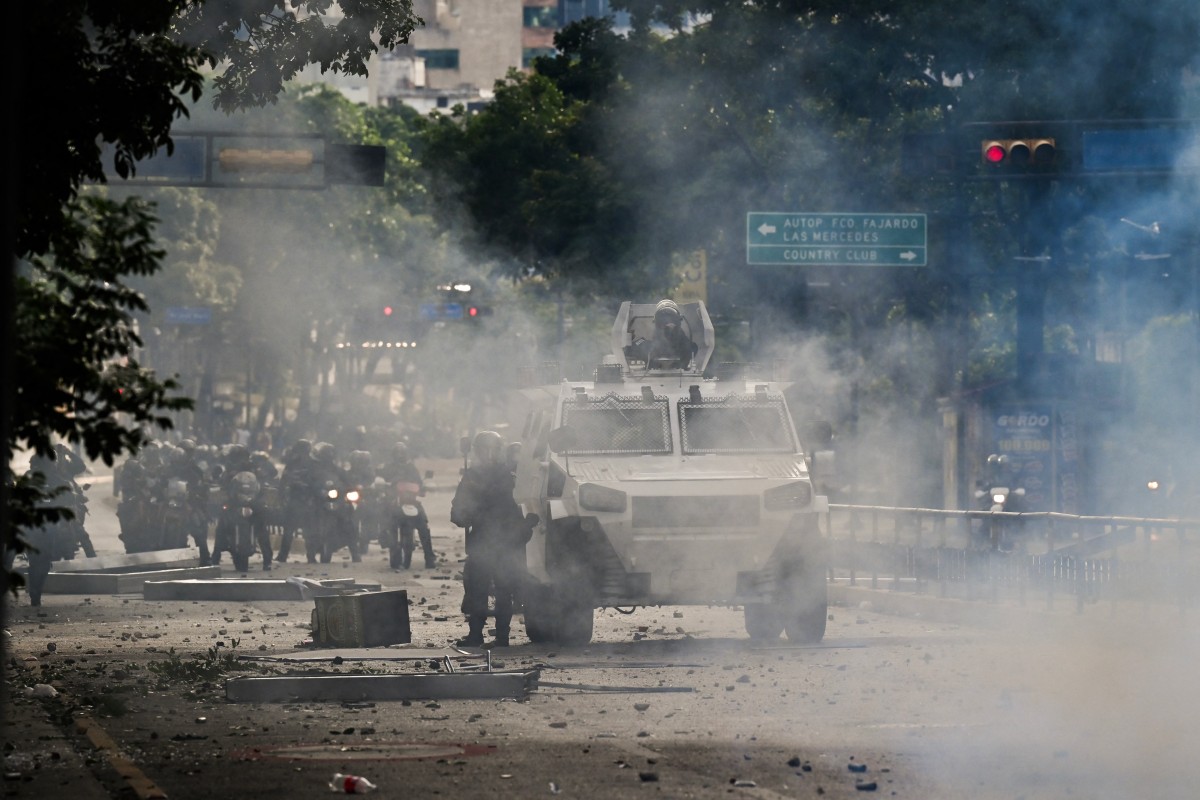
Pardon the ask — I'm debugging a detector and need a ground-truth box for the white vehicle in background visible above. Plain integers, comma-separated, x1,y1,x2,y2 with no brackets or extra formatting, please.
511,299,829,645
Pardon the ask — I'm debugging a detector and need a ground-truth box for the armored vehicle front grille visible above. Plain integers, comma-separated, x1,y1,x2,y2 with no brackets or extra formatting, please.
632,495,760,529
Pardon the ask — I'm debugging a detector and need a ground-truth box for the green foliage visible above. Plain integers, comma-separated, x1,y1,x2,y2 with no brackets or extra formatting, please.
14,196,193,463
147,639,263,694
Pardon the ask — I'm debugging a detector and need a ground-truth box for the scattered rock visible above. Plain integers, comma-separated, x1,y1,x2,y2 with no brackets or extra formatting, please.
638,772,659,782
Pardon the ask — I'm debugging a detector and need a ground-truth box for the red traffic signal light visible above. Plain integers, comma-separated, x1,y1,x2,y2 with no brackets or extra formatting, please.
981,138,1057,168
383,305,394,317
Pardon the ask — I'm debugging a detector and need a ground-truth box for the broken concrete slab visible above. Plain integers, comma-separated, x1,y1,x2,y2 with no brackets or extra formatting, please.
225,670,540,703
45,565,221,594
237,646,483,663
51,548,200,574
143,577,382,602
237,646,491,674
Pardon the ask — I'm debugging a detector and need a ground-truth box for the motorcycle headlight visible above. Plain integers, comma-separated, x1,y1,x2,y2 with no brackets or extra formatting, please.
346,490,361,503
992,493,1006,505
578,483,627,513
763,481,813,511
326,488,339,500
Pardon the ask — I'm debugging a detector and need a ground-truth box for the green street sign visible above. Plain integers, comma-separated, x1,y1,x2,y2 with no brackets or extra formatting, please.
747,212,927,266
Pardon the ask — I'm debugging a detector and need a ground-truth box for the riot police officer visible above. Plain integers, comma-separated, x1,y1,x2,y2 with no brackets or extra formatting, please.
18,445,91,605
165,440,213,565
276,439,314,563
450,431,536,648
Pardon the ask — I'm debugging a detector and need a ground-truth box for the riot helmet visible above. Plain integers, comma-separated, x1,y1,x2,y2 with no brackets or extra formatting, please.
471,431,505,467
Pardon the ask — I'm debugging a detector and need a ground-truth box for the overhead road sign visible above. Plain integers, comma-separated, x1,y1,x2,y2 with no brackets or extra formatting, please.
101,132,385,188
747,212,927,267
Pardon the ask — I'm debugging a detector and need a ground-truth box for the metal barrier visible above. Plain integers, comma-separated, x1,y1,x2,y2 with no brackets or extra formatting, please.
822,504,1200,614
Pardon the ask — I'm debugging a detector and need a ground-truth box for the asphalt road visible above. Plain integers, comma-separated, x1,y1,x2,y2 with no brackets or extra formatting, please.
6,460,1200,799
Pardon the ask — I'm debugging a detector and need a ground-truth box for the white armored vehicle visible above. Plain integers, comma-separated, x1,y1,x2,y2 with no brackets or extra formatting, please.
511,299,829,645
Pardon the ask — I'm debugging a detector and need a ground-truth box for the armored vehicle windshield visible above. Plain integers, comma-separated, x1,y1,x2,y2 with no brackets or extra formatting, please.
560,393,672,455
679,395,796,454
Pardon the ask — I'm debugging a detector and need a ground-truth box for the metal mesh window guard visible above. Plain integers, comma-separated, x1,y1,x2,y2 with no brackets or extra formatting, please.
679,396,796,455
561,393,672,455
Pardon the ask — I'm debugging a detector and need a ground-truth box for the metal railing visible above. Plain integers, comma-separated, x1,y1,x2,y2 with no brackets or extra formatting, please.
821,504,1200,613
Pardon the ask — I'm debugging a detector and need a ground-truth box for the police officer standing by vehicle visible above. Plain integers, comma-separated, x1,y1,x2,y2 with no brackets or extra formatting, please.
450,431,536,648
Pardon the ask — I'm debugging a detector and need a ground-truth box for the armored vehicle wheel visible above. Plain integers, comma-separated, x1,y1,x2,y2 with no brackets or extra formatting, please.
522,583,594,645
781,561,828,643
744,603,784,640
522,584,555,643
556,601,594,646
784,599,828,643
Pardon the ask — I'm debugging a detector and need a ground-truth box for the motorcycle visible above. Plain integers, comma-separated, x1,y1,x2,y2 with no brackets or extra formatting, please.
974,456,1026,551
215,471,266,572
387,480,426,570
310,479,362,564
353,477,391,556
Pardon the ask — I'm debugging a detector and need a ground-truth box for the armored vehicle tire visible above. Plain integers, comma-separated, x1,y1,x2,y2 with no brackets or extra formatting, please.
523,583,594,646
744,603,785,640
556,601,594,646
784,586,828,643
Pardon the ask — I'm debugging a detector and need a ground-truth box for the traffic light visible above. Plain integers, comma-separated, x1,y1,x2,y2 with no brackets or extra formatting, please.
981,138,1057,169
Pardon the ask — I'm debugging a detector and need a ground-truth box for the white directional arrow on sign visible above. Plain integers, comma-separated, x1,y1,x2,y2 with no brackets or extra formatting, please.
757,223,777,236
899,251,917,261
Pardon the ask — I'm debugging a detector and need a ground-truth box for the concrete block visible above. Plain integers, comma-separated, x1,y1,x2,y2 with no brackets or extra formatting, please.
311,590,410,647
225,670,540,703
51,548,199,574
45,566,221,594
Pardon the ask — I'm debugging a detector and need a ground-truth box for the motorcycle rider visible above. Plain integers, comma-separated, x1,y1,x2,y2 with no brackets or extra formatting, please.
345,449,378,555
450,431,536,648
165,439,213,565
310,441,361,563
379,442,436,570
276,439,314,563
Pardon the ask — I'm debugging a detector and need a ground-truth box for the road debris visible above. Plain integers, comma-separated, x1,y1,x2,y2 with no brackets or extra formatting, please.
330,773,377,793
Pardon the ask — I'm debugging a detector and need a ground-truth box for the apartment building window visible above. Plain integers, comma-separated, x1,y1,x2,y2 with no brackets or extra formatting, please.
522,47,556,68
416,49,460,70
524,6,557,27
